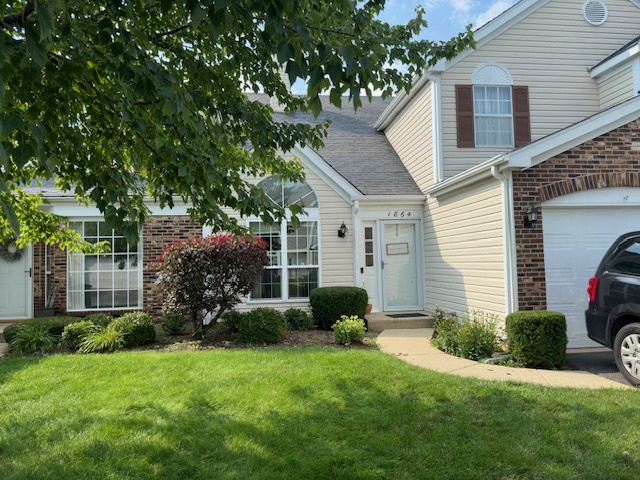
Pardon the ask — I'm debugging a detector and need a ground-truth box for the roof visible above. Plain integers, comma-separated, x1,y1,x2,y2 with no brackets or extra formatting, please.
592,34,640,70
265,94,421,196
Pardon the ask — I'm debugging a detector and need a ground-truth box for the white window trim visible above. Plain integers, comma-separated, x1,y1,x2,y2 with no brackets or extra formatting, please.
247,209,321,303
66,218,144,312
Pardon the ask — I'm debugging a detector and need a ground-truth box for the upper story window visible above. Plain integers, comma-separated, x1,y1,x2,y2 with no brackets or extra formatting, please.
474,85,513,147
67,220,142,311
456,63,531,149
250,176,320,301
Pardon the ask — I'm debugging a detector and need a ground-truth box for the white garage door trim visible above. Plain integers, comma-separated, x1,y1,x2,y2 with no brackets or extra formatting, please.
543,187,640,348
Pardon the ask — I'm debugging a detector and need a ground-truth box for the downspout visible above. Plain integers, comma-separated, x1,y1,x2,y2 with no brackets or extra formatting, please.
491,165,518,315
426,72,444,184
352,200,360,289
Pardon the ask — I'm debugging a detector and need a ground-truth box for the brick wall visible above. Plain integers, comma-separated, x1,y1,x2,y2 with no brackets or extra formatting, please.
42,216,202,319
143,216,202,318
512,119,640,311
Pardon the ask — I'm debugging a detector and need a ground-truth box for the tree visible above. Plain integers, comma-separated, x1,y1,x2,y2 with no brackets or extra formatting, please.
1,1,474,248
155,233,268,336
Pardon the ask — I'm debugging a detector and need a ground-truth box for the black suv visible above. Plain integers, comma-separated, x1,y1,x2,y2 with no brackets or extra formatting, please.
586,231,640,386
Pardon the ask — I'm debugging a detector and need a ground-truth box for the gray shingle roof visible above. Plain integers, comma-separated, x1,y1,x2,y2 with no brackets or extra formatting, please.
263,94,422,196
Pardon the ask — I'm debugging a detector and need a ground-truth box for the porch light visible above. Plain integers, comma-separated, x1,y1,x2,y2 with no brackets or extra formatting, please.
524,206,539,228
338,222,348,238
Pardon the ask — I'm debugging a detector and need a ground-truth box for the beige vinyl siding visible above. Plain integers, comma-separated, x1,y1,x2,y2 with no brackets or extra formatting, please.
440,0,640,178
424,178,505,317
385,81,435,191
598,66,634,109
235,159,353,312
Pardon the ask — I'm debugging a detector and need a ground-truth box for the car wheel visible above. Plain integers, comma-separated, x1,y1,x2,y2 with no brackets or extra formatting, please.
613,323,640,387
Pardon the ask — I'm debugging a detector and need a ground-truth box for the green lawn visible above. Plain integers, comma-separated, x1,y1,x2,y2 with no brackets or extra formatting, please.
0,348,638,479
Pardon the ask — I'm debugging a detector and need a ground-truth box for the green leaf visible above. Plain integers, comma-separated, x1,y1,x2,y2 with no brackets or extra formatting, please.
25,24,48,68
35,0,56,43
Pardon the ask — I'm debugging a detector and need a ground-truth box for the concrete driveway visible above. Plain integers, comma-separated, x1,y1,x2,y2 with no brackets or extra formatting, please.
565,348,632,387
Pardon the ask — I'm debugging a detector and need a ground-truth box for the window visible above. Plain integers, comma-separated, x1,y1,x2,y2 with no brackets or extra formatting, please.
250,177,319,301
67,221,142,310
456,64,530,149
473,85,513,147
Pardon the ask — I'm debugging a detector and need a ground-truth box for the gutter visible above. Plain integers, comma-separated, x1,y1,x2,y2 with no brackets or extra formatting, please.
426,154,507,198
491,165,518,315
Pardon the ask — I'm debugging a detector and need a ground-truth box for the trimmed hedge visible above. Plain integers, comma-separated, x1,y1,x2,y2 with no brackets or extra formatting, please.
284,308,313,331
310,287,368,330
110,312,156,347
506,310,568,369
238,308,287,344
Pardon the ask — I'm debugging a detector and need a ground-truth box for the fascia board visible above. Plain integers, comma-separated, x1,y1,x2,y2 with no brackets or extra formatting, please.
352,195,425,207
293,145,361,203
426,155,507,198
590,44,640,79
430,0,549,73
40,196,191,216
509,96,640,168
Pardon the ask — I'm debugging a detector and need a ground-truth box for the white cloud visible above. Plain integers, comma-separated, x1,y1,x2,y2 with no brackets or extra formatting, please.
451,0,473,14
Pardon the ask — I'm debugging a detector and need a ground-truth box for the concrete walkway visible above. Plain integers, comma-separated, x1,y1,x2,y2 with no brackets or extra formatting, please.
377,328,630,389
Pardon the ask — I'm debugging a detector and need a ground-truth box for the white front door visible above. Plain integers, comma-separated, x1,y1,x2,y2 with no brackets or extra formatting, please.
381,221,421,311
0,247,32,319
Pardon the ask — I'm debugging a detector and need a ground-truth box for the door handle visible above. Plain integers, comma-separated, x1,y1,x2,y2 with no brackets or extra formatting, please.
25,267,32,278
381,261,385,270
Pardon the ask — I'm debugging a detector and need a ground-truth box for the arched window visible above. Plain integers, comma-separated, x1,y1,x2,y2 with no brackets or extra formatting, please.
250,177,320,301
472,64,514,147
456,64,530,149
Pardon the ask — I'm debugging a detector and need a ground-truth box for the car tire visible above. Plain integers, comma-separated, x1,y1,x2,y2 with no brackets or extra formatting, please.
613,323,640,387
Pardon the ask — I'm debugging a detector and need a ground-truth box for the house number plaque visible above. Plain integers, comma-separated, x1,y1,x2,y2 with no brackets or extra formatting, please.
387,211,412,217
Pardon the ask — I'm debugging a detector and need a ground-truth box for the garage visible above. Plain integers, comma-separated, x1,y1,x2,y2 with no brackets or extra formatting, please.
542,187,640,347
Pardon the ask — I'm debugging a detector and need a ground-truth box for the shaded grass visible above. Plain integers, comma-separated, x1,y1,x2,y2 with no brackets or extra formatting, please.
0,348,638,479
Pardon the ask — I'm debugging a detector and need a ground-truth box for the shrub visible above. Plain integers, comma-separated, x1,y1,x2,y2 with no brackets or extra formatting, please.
506,311,568,369
84,313,113,327
155,234,268,336
4,317,78,344
78,325,125,354
10,324,57,355
110,312,156,348
456,311,499,361
62,321,100,350
310,286,368,330
238,308,287,344
431,309,499,360
219,310,245,335
162,313,187,335
332,315,366,346
284,308,313,330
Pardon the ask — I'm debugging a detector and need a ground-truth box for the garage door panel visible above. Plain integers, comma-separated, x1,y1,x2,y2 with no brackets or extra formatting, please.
543,207,640,348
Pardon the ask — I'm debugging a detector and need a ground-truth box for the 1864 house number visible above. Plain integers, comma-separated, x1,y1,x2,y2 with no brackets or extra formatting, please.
387,211,411,217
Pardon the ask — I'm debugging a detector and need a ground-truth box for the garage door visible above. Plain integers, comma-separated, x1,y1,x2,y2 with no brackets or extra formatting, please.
543,206,640,348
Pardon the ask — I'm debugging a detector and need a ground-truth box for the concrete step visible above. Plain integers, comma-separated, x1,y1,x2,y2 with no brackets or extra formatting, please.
366,312,434,333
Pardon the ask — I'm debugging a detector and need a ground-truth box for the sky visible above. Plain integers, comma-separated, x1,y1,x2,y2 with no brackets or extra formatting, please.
377,0,519,42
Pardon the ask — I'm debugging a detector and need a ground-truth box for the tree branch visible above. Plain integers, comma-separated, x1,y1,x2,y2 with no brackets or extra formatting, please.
0,1,35,29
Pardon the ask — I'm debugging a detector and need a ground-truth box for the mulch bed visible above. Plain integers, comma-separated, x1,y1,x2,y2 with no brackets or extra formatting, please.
150,328,379,352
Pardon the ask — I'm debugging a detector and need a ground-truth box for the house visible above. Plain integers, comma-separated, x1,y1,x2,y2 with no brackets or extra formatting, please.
4,0,640,349
375,0,640,347
0,96,425,323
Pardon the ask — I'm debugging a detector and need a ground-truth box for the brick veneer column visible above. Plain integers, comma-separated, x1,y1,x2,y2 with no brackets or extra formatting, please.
512,119,640,311
143,216,202,318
